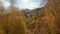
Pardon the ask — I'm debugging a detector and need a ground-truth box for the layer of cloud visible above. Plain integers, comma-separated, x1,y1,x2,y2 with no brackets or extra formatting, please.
16,0,41,10
2,0,48,10
3,1,10,7
0,0,10,8
17,0,48,10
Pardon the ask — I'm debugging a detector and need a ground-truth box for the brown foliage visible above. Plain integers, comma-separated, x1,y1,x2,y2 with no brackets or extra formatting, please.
0,0,60,34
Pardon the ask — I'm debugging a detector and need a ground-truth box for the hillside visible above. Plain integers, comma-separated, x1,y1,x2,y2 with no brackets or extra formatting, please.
0,0,60,34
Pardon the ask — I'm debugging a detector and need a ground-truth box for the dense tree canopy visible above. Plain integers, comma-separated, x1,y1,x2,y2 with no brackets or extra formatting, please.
0,0,60,34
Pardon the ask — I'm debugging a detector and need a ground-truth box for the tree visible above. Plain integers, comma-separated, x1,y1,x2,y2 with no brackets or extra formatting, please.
0,0,4,15
10,0,18,12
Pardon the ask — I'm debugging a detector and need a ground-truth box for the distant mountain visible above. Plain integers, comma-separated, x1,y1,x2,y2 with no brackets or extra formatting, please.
23,9,30,12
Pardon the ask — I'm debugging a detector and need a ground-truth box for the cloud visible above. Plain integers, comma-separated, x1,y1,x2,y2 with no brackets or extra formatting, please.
28,2,40,9
3,1,10,7
20,0,48,10
2,0,48,10
22,0,30,3
17,0,41,10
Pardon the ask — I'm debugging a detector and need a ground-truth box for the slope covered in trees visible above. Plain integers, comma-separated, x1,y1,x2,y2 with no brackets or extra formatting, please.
0,0,60,34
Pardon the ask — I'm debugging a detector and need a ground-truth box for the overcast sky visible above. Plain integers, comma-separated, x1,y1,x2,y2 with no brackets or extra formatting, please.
2,0,47,10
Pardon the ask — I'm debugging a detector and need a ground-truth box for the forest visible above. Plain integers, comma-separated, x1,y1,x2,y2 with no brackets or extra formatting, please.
0,0,60,34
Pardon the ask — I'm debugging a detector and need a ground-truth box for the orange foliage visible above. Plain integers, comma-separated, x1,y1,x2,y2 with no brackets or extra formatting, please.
0,0,60,34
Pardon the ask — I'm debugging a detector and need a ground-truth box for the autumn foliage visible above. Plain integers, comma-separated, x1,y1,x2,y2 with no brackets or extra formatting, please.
0,0,60,34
